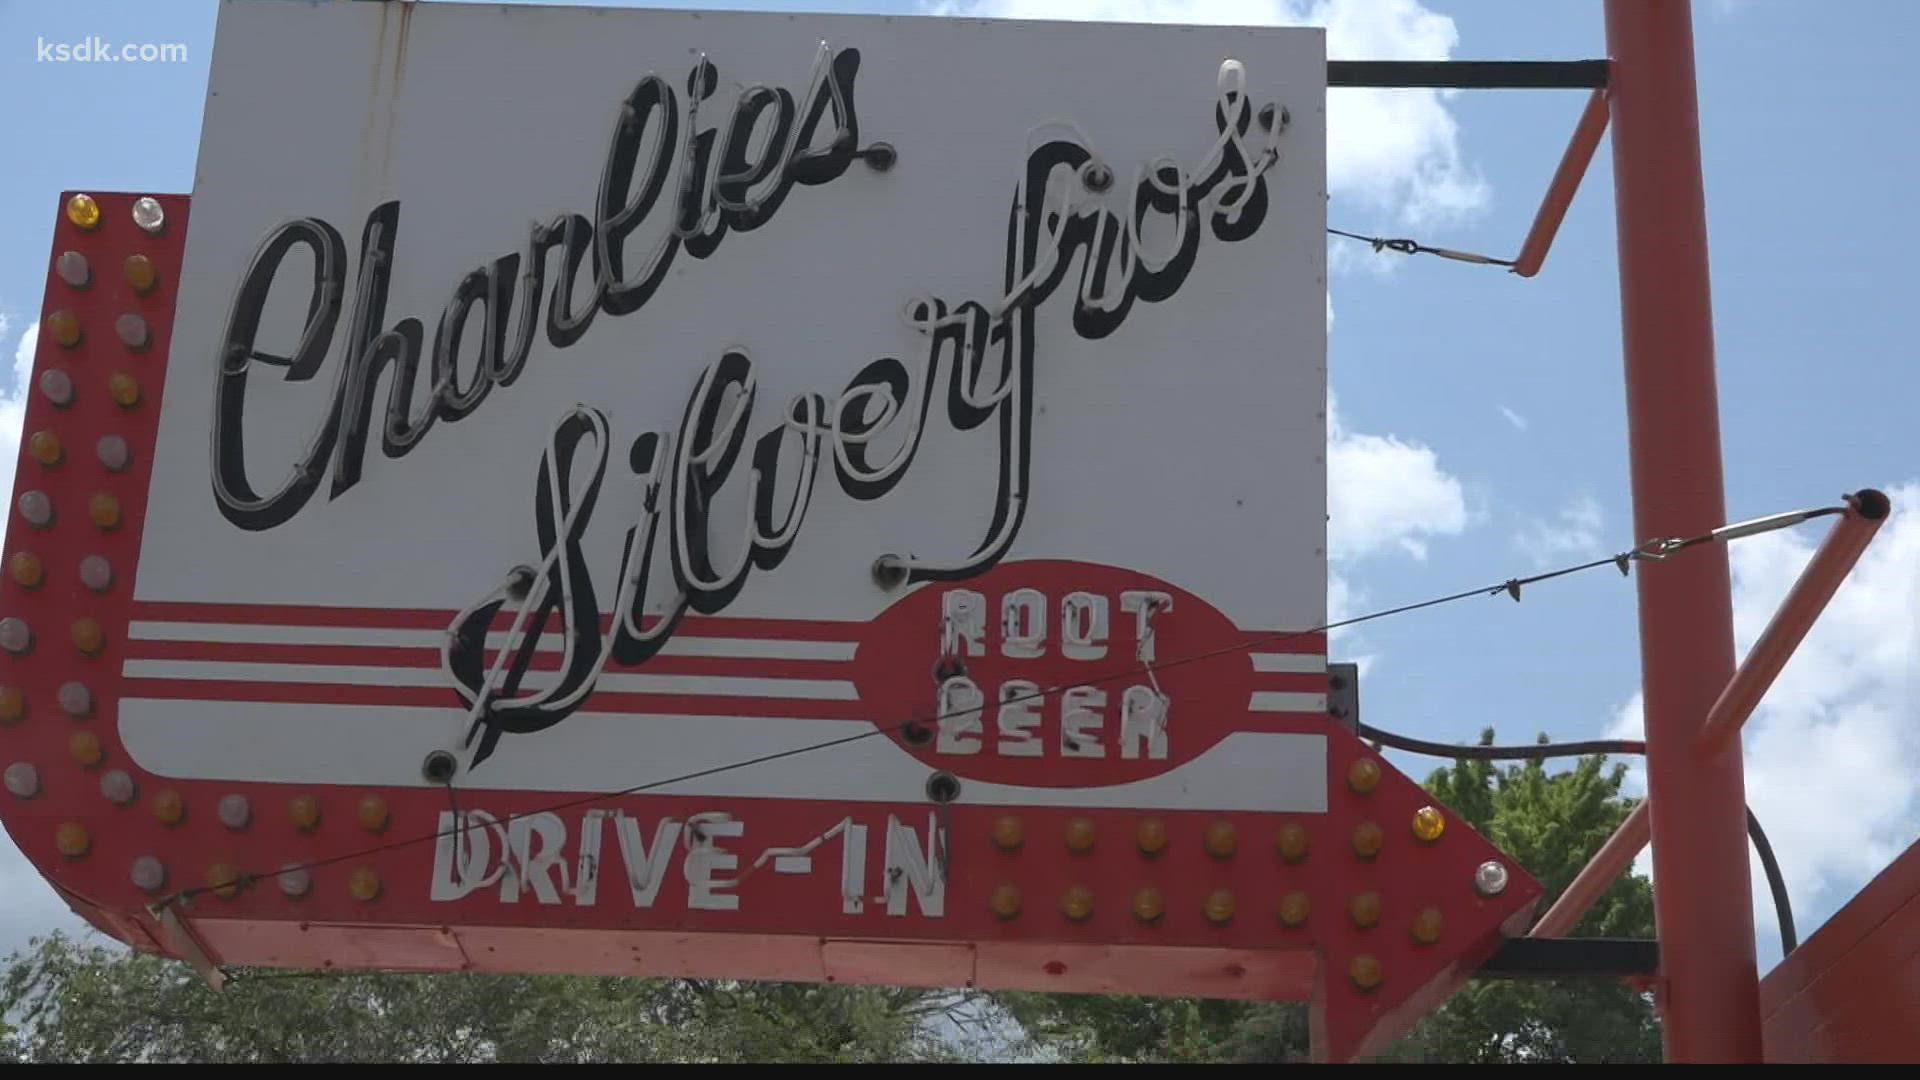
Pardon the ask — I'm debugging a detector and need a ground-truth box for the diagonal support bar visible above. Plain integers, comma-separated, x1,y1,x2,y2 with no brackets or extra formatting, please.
1694,490,1890,755
1532,491,1891,940
1512,88,1611,278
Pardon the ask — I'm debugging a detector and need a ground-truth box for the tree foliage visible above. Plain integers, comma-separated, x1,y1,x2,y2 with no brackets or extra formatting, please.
0,730,1659,1063
0,935,976,1064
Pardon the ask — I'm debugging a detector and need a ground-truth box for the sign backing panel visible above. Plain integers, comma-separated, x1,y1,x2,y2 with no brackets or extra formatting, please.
0,2,1542,1062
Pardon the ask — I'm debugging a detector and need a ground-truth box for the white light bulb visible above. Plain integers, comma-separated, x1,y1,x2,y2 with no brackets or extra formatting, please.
3,763,39,799
79,555,113,593
39,369,74,407
57,681,92,718
1474,860,1510,897
18,491,54,529
97,435,130,472
131,856,167,893
56,250,91,288
132,196,165,234
115,313,149,351
100,769,137,805
0,619,32,655
217,793,252,830
277,864,312,897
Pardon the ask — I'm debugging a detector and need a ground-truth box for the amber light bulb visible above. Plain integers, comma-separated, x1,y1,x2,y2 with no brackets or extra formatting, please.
69,730,104,767
29,431,63,467
208,864,244,900
123,254,158,294
47,311,82,349
289,795,321,832
1411,806,1446,844
8,552,44,589
1350,955,1384,992
1204,889,1236,925
1203,820,1237,859
66,193,102,230
1064,817,1096,853
107,373,141,407
1411,908,1444,946
89,493,121,530
0,687,24,726
1349,891,1382,929
1347,757,1382,795
1351,822,1384,860
358,796,391,833
1136,817,1169,858
1275,822,1310,864
348,866,382,902
1277,891,1310,928
71,618,105,655
55,823,91,858
990,815,1024,851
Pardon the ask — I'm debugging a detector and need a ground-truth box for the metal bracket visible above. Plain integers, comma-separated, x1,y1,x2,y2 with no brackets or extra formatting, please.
151,902,229,991
1327,662,1360,736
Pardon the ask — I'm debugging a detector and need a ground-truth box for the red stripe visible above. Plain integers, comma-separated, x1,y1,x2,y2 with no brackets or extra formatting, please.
121,638,850,679
128,601,863,641
127,601,1326,651
118,679,869,719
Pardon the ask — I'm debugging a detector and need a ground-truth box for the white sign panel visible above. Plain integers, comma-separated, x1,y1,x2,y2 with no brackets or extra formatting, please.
132,1,1327,803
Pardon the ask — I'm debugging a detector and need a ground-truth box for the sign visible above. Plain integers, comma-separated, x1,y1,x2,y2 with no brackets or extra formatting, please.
0,2,1539,1061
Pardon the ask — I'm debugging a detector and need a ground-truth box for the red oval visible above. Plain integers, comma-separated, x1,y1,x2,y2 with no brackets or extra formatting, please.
854,559,1293,788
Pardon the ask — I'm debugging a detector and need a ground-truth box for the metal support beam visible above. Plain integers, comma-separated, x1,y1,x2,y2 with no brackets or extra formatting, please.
1328,60,1608,89
1481,937,1659,980
1606,0,1761,1060
1512,89,1611,277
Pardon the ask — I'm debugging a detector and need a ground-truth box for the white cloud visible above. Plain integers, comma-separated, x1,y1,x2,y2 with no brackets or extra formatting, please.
1327,393,1468,561
1516,494,1604,567
1499,404,1528,432
2,320,35,506
1607,484,1920,955
928,0,1487,224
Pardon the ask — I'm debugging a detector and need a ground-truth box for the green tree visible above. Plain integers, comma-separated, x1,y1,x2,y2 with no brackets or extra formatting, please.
0,933,981,1063
998,730,1661,1063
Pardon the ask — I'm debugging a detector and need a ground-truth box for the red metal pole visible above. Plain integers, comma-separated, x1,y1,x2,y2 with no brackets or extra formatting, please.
1511,88,1610,278
1605,0,1762,1061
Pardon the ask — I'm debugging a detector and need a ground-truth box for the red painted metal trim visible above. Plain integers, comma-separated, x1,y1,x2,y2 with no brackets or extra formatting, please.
1605,0,1762,1060
1761,838,1920,1063
1511,88,1611,278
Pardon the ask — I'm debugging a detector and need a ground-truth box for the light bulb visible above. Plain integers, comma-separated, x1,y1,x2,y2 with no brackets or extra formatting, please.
39,369,74,406
132,196,165,234
65,193,101,230
17,491,54,528
56,250,91,288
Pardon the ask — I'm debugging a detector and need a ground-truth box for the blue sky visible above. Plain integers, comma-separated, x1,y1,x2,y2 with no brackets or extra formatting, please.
2,0,1916,985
